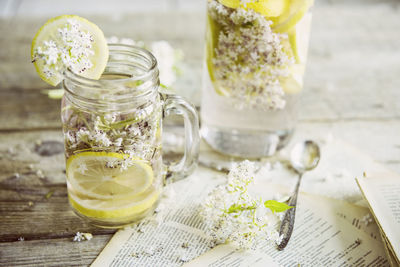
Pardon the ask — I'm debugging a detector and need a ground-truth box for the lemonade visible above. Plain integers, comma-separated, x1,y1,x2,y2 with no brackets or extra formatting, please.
201,0,313,157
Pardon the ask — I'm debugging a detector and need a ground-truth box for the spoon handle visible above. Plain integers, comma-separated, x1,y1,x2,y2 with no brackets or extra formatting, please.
278,173,303,250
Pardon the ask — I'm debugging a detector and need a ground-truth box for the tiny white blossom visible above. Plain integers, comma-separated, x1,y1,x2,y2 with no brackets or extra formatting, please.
361,213,373,226
77,162,88,174
73,232,84,242
73,232,92,242
114,138,123,147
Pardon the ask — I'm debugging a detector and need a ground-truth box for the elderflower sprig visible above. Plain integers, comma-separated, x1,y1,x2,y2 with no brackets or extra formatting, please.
201,160,292,250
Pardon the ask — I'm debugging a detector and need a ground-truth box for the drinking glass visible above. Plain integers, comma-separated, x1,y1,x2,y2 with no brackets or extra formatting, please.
201,0,313,157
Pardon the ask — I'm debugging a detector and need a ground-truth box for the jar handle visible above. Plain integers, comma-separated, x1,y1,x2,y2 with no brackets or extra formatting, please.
161,94,200,182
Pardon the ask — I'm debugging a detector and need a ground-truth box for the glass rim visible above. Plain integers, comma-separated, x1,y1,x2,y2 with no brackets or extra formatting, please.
63,43,160,104
64,43,158,85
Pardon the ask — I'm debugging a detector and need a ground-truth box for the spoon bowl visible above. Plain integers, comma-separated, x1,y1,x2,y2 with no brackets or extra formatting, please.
290,140,320,174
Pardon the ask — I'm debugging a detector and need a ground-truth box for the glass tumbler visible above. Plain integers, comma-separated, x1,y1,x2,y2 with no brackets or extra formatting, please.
61,44,200,228
201,0,314,158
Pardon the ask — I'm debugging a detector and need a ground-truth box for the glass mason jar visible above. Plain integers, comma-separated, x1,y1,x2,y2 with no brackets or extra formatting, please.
201,0,313,158
61,44,199,228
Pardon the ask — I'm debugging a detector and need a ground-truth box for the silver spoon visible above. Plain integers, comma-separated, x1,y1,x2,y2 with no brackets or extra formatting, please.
278,140,320,250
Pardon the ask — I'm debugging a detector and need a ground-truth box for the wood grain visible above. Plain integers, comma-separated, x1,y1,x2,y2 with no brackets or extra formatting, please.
0,0,399,266
0,235,112,267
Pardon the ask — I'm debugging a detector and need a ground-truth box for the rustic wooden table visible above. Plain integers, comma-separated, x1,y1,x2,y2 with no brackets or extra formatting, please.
1,0,400,266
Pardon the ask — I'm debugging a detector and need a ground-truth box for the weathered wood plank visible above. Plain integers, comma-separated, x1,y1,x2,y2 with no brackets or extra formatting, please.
0,200,116,242
0,130,116,243
0,89,61,131
0,235,111,267
0,130,64,184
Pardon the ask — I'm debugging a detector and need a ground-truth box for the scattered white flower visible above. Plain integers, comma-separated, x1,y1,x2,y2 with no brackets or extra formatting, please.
36,169,45,178
18,237,25,241
143,246,156,256
361,213,373,226
73,232,93,242
179,254,191,263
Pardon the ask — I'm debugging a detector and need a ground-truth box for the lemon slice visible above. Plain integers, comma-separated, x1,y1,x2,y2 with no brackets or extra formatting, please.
66,152,154,200
31,15,109,86
246,0,288,17
288,12,312,64
280,64,305,94
272,0,313,33
218,0,240,9
69,186,160,219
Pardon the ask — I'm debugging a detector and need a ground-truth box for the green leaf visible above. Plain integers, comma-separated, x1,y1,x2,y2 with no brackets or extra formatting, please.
227,203,242,213
264,200,293,213
227,203,256,214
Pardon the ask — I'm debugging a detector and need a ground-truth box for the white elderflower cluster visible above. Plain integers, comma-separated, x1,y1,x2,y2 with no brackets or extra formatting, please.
33,19,95,78
201,160,289,249
208,0,294,110
63,100,162,171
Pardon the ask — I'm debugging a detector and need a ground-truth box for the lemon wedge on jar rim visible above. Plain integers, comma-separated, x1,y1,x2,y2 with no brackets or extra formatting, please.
31,15,109,86
66,152,159,219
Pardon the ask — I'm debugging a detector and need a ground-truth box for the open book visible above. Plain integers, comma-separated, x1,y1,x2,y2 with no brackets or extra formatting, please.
91,166,389,267
356,172,400,266
90,138,392,266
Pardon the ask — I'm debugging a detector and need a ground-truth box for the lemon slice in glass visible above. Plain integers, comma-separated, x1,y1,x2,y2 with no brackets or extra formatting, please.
288,12,312,64
272,0,313,33
246,0,288,17
218,0,240,9
67,152,159,219
280,64,305,94
31,15,109,86
66,152,154,200
69,186,160,219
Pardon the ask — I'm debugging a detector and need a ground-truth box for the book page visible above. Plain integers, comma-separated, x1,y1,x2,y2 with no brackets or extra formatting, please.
91,167,223,267
356,172,400,264
186,189,389,267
